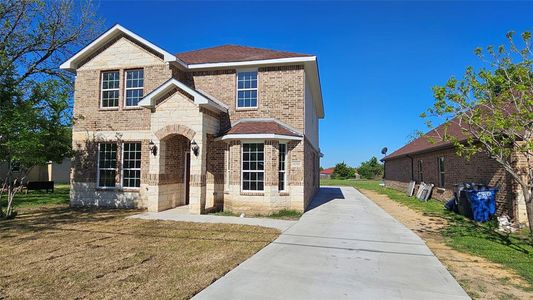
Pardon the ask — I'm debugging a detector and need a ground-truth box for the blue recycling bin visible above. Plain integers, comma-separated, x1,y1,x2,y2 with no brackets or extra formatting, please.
464,188,498,222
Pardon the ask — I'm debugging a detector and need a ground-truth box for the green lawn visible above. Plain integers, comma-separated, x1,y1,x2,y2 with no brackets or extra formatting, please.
1,183,70,209
322,178,533,287
211,209,302,220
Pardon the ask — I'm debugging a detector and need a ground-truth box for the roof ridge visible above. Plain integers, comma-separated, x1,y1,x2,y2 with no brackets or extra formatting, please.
175,44,312,56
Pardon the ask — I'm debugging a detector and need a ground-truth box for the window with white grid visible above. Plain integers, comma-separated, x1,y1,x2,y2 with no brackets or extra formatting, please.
242,143,264,191
225,147,231,190
122,142,141,188
125,69,144,107
97,143,117,187
101,71,119,108
278,143,287,191
236,71,258,108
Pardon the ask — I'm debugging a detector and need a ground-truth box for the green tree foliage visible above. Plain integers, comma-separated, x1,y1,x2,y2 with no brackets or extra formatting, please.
423,31,533,236
332,162,356,179
0,0,101,219
358,157,384,179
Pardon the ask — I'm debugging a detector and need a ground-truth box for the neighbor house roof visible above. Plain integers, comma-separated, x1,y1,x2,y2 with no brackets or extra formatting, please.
320,168,334,175
217,119,303,141
384,117,468,161
176,45,312,65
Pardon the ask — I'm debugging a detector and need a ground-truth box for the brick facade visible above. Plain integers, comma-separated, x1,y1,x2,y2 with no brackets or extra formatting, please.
69,34,321,214
384,147,523,222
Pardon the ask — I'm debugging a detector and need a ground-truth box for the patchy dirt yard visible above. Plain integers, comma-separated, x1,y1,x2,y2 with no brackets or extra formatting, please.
0,206,279,299
359,188,532,300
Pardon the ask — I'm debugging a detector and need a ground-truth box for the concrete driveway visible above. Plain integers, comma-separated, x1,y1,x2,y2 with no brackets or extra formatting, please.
193,186,470,300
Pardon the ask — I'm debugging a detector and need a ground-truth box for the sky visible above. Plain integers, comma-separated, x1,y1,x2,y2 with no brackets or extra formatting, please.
95,1,533,168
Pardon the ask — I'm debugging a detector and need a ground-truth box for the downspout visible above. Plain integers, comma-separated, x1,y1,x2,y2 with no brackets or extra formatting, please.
406,155,414,181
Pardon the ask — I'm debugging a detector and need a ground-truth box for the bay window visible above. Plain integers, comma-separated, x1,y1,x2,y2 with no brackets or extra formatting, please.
242,143,264,191
278,143,287,191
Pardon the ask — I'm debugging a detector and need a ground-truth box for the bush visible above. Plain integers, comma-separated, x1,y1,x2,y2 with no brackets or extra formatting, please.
358,156,384,179
332,162,356,179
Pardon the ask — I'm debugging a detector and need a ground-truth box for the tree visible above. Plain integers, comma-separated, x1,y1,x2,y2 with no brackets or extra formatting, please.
0,0,101,219
332,162,356,179
423,31,532,236
358,156,384,179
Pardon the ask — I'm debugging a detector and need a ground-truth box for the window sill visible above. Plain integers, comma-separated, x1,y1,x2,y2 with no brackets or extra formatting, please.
123,106,143,111
96,187,140,193
236,107,258,112
99,107,119,111
279,192,290,196
240,191,264,196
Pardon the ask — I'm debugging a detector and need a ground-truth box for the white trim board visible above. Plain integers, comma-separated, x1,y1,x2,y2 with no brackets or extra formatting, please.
138,78,228,113
60,24,183,71
217,134,303,141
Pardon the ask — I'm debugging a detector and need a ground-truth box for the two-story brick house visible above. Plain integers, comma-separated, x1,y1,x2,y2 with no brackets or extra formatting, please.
60,25,324,214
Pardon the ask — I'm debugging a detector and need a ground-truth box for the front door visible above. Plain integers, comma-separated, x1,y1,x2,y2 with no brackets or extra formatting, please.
184,152,191,205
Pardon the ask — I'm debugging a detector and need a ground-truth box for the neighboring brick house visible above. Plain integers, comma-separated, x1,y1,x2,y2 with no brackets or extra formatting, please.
60,25,324,214
383,119,528,224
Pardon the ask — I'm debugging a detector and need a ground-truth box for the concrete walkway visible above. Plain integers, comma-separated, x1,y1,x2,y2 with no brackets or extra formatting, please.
193,186,470,300
128,206,296,232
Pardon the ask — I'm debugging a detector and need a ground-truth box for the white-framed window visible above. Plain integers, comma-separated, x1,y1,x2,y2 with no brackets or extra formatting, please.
101,71,120,108
97,143,117,187
437,157,445,187
242,143,264,191
417,160,423,182
125,69,144,107
278,143,287,191
225,146,231,190
236,70,258,108
122,142,141,188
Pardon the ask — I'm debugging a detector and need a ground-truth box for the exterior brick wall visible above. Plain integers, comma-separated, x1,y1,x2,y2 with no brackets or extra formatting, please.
188,65,305,132
303,138,320,209
384,147,518,220
69,34,320,214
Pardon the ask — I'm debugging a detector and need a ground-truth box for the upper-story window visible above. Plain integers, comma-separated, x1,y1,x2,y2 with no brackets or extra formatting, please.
236,71,258,108
125,69,144,107
101,71,120,108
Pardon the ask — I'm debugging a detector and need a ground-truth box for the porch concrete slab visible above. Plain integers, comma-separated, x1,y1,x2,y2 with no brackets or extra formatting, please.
127,207,296,232
193,186,470,300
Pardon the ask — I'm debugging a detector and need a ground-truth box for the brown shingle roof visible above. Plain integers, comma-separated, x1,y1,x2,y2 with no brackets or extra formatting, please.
384,117,468,160
176,45,312,64
225,120,301,137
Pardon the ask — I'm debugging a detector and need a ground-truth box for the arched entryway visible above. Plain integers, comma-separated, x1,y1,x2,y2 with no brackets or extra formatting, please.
156,134,191,210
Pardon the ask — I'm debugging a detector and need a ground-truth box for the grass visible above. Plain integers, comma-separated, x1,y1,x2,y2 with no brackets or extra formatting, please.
211,209,302,220
0,206,279,299
322,178,533,287
1,184,70,209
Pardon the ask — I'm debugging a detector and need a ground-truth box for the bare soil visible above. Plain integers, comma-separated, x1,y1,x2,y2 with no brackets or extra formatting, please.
0,206,279,300
359,188,532,300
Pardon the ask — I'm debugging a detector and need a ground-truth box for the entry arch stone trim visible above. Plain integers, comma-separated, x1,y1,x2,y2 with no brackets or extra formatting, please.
155,124,196,141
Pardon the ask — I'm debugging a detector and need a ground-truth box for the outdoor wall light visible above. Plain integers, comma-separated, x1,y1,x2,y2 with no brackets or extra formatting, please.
148,140,158,156
191,140,200,157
